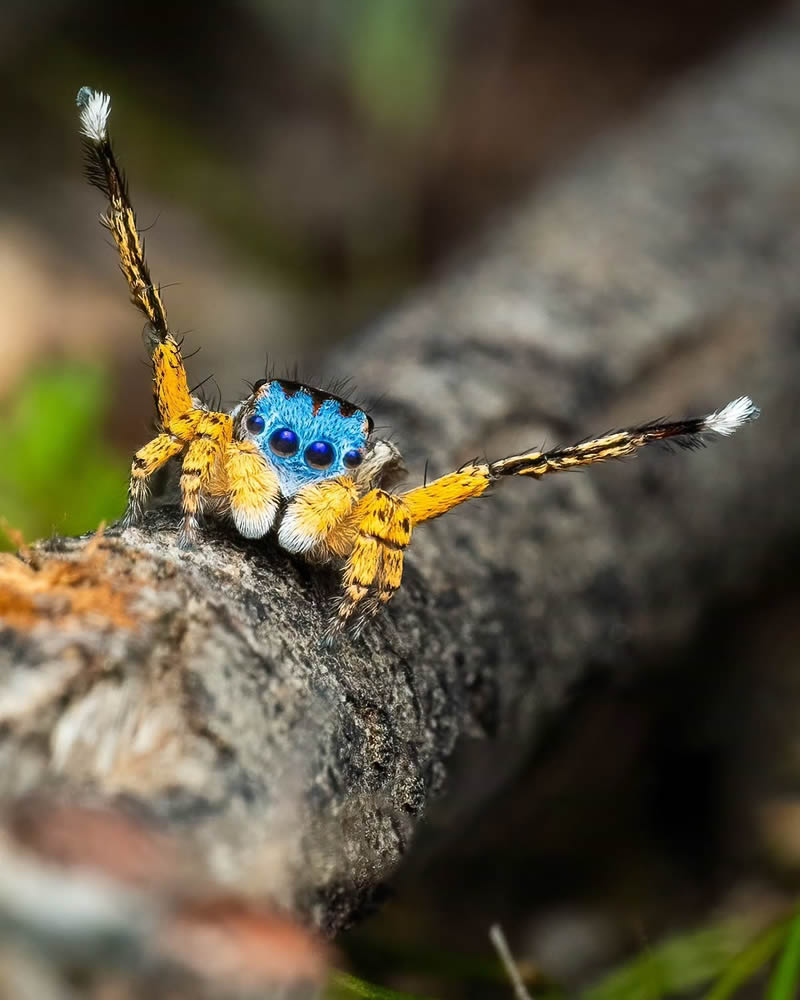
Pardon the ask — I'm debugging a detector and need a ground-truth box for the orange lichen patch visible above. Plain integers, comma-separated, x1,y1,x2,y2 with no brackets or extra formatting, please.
0,531,135,630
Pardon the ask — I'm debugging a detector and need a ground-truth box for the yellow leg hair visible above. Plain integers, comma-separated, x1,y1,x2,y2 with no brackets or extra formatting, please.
278,478,360,558
401,463,493,526
220,441,281,539
122,433,185,527
179,438,218,546
176,412,233,546
327,490,413,639
153,339,194,428
489,432,654,477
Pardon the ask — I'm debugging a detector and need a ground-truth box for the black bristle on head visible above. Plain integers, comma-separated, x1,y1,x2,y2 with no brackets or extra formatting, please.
243,360,374,428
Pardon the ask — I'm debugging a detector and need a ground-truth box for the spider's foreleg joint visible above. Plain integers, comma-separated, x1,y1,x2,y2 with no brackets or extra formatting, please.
121,432,185,529
401,463,493,526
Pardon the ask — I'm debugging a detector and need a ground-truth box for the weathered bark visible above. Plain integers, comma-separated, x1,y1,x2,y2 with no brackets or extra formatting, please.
2,8,800,981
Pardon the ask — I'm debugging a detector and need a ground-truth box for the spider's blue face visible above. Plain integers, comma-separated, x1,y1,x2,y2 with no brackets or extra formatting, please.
242,379,371,496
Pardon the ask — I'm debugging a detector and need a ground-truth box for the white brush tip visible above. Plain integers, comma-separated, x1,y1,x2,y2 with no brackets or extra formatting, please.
704,396,761,436
76,86,111,143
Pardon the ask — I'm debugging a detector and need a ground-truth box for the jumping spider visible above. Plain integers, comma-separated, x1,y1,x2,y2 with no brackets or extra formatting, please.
77,87,759,639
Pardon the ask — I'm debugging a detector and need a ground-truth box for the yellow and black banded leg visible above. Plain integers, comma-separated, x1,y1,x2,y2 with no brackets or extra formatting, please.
488,398,761,481
179,437,218,546
397,397,763,531
328,489,413,640
78,88,193,428
152,337,194,429
121,433,185,528
176,411,233,546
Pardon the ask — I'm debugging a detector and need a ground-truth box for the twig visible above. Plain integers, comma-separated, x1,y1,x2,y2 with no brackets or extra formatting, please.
490,923,534,1000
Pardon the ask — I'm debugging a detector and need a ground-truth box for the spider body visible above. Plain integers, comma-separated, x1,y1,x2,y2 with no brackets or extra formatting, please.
76,87,760,640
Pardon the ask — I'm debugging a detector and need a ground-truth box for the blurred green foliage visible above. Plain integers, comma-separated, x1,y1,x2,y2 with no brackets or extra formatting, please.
341,0,453,133
330,904,800,1000
252,0,454,132
0,365,127,549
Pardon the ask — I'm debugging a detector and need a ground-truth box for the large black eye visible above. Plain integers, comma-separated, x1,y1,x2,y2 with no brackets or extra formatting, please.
304,440,335,469
246,413,265,434
269,427,299,457
252,378,268,392
343,449,363,468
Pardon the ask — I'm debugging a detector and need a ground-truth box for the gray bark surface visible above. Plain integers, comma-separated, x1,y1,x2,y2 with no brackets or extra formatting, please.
2,8,800,983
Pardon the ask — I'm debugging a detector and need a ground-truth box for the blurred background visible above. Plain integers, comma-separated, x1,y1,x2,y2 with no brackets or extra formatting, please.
1,1,799,997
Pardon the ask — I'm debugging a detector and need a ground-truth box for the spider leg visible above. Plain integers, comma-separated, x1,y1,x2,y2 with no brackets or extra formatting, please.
488,396,761,479
400,397,762,526
77,88,170,342
121,432,185,528
177,412,232,547
152,336,194,428
326,490,413,640
401,462,493,526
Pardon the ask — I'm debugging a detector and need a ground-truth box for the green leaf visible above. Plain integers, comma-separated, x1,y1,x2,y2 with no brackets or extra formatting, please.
767,912,800,1000
344,0,453,133
582,921,757,1000
0,364,127,548
326,969,437,1000
701,919,790,1000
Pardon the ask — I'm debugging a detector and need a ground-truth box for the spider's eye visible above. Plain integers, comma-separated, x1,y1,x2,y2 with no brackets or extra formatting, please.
252,378,268,393
304,440,335,469
343,448,363,468
246,413,265,434
269,427,299,457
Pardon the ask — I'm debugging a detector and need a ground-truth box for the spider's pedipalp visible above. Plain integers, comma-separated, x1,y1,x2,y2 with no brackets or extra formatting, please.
278,477,360,557
354,438,407,491
220,441,281,539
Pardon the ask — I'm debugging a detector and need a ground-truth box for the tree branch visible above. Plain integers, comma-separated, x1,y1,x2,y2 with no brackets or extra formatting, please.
2,10,800,989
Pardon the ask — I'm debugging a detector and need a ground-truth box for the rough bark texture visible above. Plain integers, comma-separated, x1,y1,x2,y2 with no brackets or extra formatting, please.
2,8,800,983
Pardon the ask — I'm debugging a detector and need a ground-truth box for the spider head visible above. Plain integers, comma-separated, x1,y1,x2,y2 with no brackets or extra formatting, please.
238,379,372,496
